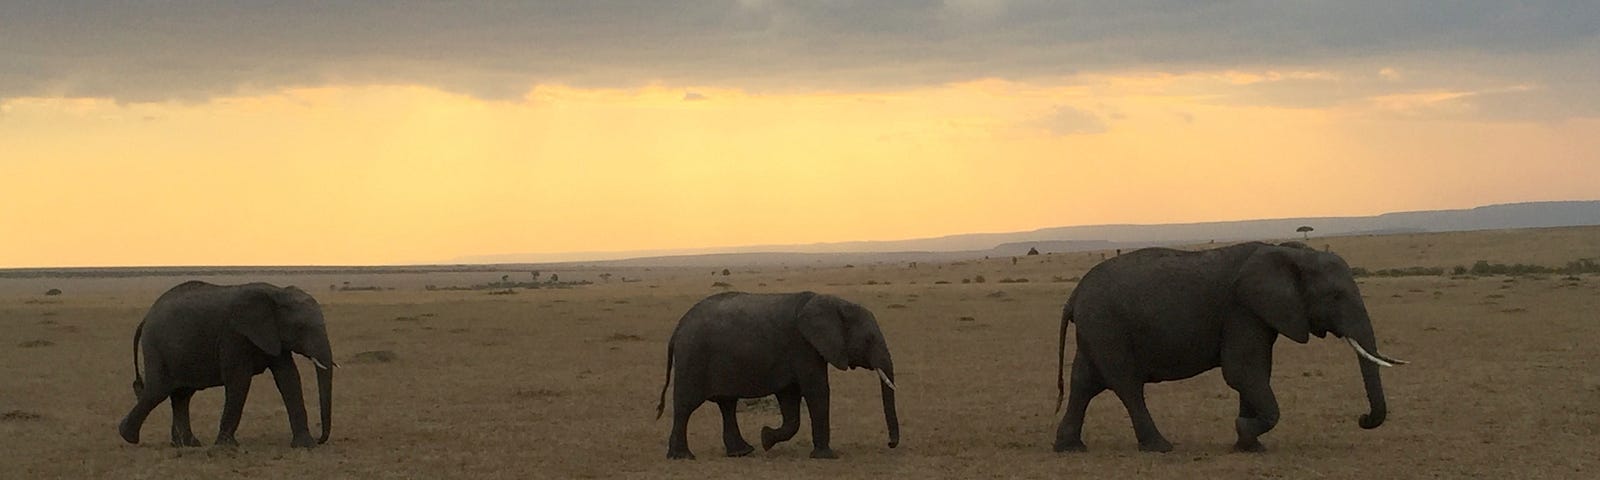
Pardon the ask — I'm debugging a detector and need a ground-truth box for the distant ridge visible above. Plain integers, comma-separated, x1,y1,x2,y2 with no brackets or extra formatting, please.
455,201,1600,267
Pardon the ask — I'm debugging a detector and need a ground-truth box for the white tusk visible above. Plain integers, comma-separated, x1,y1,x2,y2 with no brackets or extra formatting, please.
876,369,897,391
1377,353,1409,366
1346,338,1395,367
310,357,334,370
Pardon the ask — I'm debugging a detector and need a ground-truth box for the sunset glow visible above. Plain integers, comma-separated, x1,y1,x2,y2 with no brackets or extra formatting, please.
2,3,1596,267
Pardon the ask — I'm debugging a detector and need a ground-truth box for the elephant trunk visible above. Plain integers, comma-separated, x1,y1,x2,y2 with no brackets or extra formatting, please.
305,332,334,444
879,363,899,448
315,364,333,443
1348,326,1388,429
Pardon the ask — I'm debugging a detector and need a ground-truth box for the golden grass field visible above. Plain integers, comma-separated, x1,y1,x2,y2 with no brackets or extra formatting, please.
3,226,1598,478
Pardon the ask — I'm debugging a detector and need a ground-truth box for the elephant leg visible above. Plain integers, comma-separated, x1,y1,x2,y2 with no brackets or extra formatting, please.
1107,381,1172,452
801,380,837,459
268,358,316,448
666,396,701,459
715,399,755,457
1053,354,1106,452
1090,341,1173,453
761,386,803,450
1225,366,1278,451
169,389,202,447
215,374,253,447
119,389,169,444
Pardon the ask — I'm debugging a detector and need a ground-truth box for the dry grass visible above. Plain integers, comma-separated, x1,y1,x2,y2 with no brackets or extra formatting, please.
2,226,1598,478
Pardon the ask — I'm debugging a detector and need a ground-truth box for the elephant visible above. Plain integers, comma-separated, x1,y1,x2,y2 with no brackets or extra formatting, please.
118,281,335,448
654,291,899,459
1051,242,1407,453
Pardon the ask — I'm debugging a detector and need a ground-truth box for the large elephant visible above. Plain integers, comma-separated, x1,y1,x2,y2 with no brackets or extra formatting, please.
655,291,899,459
118,281,335,448
1052,242,1406,453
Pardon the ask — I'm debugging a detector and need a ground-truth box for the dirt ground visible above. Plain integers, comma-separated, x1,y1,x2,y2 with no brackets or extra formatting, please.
3,227,1597,479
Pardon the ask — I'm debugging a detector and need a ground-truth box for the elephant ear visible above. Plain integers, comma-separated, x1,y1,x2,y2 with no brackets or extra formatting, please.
797,294,850,370
229,286,285,356
1234,247,1311,343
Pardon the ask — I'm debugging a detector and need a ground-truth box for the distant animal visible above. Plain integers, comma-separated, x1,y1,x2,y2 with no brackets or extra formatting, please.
656,292,899,459
118,281,335,448
1053,242,1406,453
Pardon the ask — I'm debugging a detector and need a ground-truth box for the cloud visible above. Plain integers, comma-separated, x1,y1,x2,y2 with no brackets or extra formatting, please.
1037,105,1106,135
1,1,1596,118
682,91,708,101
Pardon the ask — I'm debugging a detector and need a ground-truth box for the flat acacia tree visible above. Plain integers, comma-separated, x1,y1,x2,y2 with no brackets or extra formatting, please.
1296,225,1315,240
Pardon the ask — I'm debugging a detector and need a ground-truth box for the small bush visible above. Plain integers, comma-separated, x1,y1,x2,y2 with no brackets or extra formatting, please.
44,288,62,296
973,275,987,283
712,281,733,288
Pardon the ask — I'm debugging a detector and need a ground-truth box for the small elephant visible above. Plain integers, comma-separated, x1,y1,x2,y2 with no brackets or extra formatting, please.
118,281,335,448
655,292,899,459
1053,242,1406,453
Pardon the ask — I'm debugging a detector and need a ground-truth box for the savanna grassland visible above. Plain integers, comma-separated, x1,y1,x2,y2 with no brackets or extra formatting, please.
3,227,1598,479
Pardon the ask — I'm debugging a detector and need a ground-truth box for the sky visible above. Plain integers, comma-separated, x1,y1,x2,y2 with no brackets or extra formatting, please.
2,1,1598,267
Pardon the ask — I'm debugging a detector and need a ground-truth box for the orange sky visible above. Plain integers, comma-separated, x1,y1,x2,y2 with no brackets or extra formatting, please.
3,70,1597,267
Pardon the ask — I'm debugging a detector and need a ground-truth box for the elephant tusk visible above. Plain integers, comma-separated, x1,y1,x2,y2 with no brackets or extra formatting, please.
1375,352,1409,366
876,369,897,391
309,357,335,370
1346,338,1395,367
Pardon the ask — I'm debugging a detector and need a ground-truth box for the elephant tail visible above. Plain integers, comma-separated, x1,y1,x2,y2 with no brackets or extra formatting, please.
655,340,674,420
131,320,145,397
1055,302,1073,413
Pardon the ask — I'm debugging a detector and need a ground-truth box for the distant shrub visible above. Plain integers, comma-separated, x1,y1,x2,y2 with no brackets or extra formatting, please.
712,281,733,288
973,275,987,284
996,278,1029,283
720,269,731,276
44,288,61,296
960,278,971,284
934,281,951,285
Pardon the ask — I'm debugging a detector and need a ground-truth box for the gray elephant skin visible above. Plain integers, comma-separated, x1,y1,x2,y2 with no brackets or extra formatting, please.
118,281,335,448
1053,242,1406,453
655,291,899,459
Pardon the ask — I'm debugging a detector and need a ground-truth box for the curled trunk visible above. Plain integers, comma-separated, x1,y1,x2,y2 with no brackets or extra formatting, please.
1350,329,1387,429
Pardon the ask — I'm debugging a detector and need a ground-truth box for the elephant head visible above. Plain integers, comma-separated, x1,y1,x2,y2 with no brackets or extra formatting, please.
796,294,900,448
233,285,335,444
1235,245,1406,429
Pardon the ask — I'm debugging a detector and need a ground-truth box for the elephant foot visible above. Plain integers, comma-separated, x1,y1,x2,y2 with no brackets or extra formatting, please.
760,427,793,451
1137,438,1174,453
1053,440,1088,453
214,435,240,448
117,419,140,444
726,443,755,457
809,448,839,459
666,449,696,460
1232,439,1267,453
290,435,317,449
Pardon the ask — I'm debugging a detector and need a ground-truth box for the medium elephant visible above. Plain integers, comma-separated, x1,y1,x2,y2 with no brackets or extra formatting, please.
118,281,335,448
655,291,899,459
1052,242,1406,453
